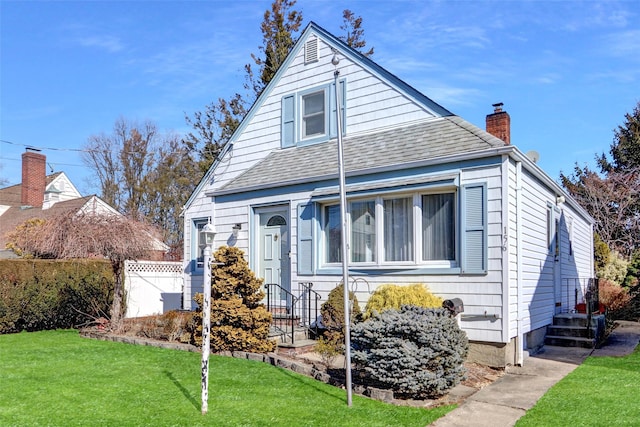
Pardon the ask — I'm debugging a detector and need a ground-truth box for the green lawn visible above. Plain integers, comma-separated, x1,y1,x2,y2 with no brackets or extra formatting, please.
0,330,452,426
517,347,640,426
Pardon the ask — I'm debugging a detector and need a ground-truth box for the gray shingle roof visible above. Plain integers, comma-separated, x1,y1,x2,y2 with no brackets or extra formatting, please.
213,116,506,195
0,196,93,248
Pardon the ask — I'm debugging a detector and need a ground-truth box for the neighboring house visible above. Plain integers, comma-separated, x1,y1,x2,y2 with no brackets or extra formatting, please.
182,22,595,367
0,149,178,317
0,149,121,256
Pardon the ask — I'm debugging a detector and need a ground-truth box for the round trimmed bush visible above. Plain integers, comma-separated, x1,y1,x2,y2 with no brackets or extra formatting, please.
363,283,443,319
351,305,468,399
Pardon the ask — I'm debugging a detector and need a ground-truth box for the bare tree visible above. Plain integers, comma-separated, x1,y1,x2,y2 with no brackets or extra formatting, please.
562,167,640,256
8,212,160,330
83,117,160,218
82,130,122,209
563,102,640,256
143,134,199,256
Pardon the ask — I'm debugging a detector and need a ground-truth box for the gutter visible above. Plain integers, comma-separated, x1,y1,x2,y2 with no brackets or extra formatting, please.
516,160,524,366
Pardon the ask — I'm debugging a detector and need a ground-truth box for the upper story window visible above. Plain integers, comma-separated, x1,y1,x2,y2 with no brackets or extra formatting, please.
302,90,325,138
281,80,345,148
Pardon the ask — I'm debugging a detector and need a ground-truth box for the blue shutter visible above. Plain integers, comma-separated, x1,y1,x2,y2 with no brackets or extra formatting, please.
297,203,315,275
330,80,346,137
282,95,295,147
461,183,487,274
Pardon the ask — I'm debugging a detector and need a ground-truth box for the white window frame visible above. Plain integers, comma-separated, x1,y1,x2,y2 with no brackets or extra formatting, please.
320,189,459,269
281,80,346,148
301,89,327,140
192,219,209,273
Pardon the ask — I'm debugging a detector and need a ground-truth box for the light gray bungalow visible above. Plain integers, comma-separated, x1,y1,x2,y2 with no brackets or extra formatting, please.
182,22,595,367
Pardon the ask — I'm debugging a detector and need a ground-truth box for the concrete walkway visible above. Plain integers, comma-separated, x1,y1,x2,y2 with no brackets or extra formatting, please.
430,320,640,427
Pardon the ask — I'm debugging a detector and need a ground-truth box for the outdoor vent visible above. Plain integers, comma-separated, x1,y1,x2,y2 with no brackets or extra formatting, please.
305,37,319,64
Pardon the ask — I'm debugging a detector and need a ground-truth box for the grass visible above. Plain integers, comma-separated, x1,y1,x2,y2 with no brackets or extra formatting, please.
517,347,640,426
0,330,452,426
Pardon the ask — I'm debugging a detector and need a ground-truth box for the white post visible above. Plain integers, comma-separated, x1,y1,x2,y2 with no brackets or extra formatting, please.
333,52,352,407
201,243,212,415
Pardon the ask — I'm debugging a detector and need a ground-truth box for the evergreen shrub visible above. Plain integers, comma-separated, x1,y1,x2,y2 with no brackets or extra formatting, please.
351,305,468,399
0,259,113,334
189,246,275,353
363,283,443,319
317,283,362,354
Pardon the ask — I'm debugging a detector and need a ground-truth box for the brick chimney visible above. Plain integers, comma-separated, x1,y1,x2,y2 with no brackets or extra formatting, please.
486,102,510,145
21,148,46,208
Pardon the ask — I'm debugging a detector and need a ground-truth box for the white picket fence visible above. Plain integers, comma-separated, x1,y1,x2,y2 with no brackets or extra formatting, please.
124,260,184,318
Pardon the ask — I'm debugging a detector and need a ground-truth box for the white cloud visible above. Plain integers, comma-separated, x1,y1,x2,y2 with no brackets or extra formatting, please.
600,29,640,58
75,34,123,53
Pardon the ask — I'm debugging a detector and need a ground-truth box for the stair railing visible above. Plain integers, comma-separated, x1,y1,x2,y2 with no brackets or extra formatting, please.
264,282,321,345
264,283,295,344
585,278,600,340
296,282,322,338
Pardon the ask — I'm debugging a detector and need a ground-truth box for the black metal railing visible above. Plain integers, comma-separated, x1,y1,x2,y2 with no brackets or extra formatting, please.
561,277,600,339
264,282,321,344
585,278,600,340
561,277,599,314
296,282,322,339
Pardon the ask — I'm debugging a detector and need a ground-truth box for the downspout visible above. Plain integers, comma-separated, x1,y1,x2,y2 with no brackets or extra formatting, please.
516,161,524,366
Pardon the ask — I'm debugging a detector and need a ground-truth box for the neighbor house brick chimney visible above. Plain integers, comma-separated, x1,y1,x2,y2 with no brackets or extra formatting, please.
21,148,46,208
486,102,511,145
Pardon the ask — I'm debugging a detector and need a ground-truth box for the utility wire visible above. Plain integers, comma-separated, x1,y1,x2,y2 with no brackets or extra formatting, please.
1,139,88,153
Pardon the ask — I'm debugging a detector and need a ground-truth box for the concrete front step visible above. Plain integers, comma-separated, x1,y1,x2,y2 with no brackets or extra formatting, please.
276,339,317,356
545,335,596,348
547,324,598,338
544,312,606,348
269,326,309,343
553,313,605,328
271,316,302,328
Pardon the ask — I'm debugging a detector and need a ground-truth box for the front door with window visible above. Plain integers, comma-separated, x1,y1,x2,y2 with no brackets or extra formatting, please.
258,209,290,300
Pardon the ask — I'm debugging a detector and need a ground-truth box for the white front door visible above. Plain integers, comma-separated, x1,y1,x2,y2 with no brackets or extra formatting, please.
258,209,290,299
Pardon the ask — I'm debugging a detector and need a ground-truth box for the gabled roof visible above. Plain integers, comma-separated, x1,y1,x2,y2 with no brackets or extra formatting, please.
0,196,94,248
211,116,505,195
185,21,453,209
0,194,170,255
0,172,66,207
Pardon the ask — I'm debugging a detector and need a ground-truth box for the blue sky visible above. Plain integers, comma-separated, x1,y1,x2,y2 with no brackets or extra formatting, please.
1,0,638,196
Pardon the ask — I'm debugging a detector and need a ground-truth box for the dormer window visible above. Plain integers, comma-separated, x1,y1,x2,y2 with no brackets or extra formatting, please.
281,80,346,148
302,90,325,139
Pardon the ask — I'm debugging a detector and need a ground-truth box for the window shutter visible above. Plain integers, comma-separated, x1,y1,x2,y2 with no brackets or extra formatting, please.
297,203,315,275
282,95,295,147
330,80,346,138
461,183,487,274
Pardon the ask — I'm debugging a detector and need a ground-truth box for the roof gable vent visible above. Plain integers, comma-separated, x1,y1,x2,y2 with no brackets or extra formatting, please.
305,37,319,64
